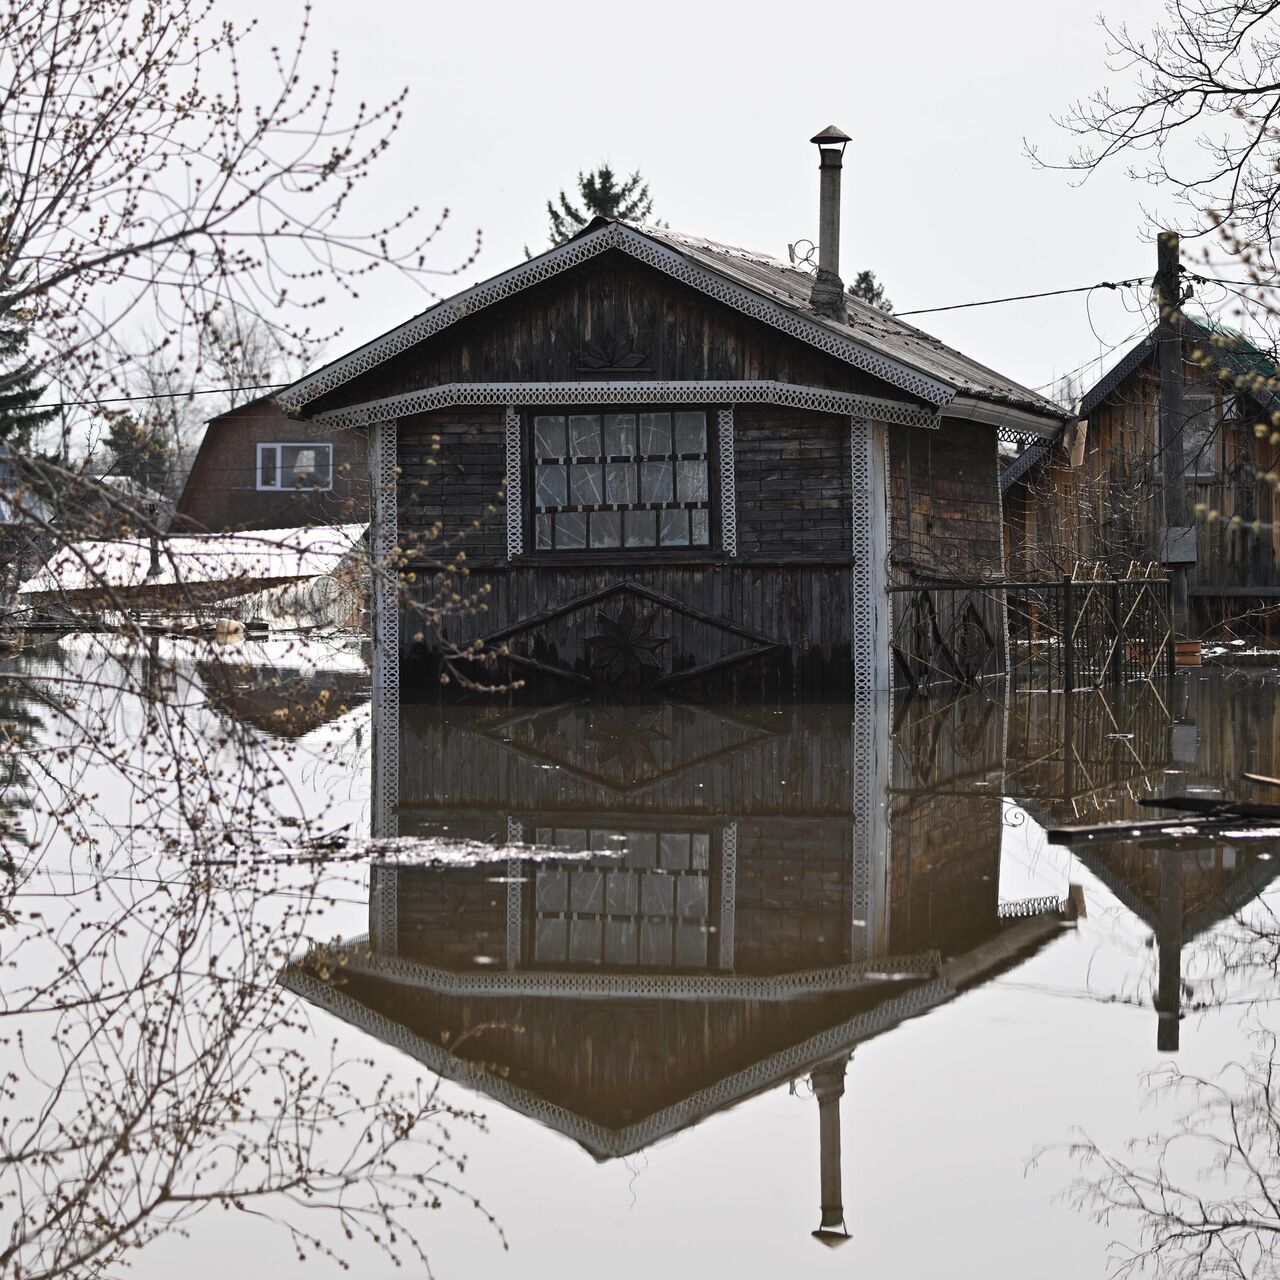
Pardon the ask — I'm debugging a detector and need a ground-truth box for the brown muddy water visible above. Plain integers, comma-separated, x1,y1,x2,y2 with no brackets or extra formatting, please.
4,636,1279,1278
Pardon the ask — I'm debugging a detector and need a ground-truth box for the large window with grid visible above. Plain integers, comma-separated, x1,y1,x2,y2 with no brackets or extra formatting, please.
527,825,715,969
531,410,712,551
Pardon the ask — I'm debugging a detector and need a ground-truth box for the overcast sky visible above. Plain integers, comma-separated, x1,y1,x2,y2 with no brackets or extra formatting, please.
250,0,1182,402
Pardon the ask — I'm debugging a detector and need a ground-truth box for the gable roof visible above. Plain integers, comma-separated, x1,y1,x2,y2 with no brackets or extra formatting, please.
277,218,1069,427
1080,314,1280,418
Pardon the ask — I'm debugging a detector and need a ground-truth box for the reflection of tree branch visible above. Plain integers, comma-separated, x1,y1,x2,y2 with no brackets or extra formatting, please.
1042,1026,1280,1277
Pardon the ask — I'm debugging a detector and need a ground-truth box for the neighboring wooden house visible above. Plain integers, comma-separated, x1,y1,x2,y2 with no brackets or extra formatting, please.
175,393,369,532
275,130,1069,703
1003,315,1280,636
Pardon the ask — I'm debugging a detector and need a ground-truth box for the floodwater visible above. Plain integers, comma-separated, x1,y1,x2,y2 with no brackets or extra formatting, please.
4,636,1280,1279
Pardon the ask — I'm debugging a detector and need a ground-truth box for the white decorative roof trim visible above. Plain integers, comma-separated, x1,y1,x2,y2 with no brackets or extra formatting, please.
277,223,956,412
281,967,955,1159
335,948,943,1000
947,395,1067,440
306,380,943,432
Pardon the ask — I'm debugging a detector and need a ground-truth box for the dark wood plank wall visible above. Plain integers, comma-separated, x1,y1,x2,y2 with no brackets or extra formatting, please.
397,406,858,700
1006,344,1280,632
306,250,891,413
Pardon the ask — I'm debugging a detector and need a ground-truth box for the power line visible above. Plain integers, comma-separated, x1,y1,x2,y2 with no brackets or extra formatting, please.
894,276,1149,317
26,380,287,412
20,276,1158,412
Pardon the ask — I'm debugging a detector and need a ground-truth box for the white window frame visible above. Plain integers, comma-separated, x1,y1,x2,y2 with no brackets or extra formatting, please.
256,441,334,492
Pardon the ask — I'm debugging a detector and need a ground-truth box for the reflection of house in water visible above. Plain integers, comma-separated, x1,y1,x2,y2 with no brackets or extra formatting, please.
195,640,371,739
1007,675,1280,1050
285,692,1078,1239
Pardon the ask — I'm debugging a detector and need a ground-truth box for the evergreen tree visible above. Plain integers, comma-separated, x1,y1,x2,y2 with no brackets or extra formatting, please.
103,413,171,493
538,165,659,249
0,279,58,453
849,269,893,314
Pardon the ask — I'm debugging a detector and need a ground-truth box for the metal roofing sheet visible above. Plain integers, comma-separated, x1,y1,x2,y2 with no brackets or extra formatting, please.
633,223,1069,420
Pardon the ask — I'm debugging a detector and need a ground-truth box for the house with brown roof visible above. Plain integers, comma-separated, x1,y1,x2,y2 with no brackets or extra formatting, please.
274,128,1070,703
175,393,368,533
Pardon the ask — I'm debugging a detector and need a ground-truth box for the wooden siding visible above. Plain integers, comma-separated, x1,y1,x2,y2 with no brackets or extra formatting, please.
397,404,858,701
1004,340,1280,632
176,397,369,532
306,250,892,415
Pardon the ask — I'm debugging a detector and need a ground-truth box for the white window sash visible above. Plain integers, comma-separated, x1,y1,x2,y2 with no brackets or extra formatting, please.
256,441,334,492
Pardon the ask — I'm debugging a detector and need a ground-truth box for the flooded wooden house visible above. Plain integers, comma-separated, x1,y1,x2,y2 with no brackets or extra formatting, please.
1003,314,1280,637
275,129,1069,704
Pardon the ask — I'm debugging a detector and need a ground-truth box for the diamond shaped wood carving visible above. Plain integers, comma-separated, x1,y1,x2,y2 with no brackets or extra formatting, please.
479,582,783,693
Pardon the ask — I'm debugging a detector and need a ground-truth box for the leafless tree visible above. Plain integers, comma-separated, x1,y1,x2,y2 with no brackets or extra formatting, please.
0,0,479,406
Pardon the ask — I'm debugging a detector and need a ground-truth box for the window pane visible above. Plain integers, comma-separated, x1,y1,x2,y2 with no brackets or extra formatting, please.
626,831,657,867
535,514,553,549
639,412,672,455
568,414,601,458
555,512,587,549
607,871,637,914
642,872,674,915
625,509,656,546
533,415,566,459
691,509,710,546
570,869,604,913
570,463,603,505
570,919,602,964
676,875,708,918
692,832,710,868
660,509,689,546
259,448,277,488
606,463,637,504
536,868,568,912
604,413,637,457
280,444,331,488
660,833,690,869
675,920,708,967
590,510,621,547
674,411,707,453
676,459,707,502
640,920,672,966
640,461,672,503
535,464,567,508
535,917,566,962
605,920,636,965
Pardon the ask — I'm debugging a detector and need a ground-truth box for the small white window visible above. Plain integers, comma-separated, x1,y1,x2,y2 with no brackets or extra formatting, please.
257,442,333,491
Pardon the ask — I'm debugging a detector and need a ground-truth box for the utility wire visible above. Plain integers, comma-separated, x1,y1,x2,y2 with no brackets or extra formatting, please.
25,380,287,412
20,275,1161,411
894,276,1150,317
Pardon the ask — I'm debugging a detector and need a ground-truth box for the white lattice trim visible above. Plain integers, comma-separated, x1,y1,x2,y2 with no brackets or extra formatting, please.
282,967,955,1158
370,865,399,956
333,947,942,1000
278,223,955,412
369,420,400,842
717,408,738,559
503,406,522,559
307,379,943,432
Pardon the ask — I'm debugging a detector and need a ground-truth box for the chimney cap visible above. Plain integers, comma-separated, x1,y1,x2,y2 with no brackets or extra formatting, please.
810,125,851,145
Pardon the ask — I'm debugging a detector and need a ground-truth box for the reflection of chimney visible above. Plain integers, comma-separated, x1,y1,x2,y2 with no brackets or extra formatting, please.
1156,850,1184,1052
809,126,851,323
810,1053,852,1247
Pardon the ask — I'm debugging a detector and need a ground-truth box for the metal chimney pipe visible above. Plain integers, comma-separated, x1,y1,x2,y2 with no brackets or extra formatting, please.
809,126,851,323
